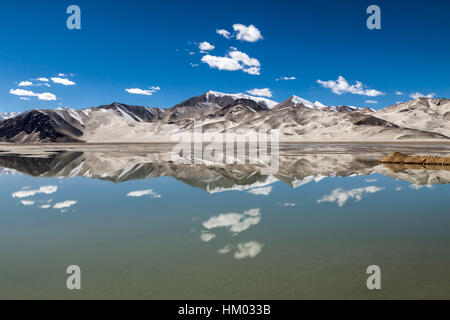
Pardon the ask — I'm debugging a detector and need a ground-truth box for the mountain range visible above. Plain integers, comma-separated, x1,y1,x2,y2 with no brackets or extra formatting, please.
0,91,449,143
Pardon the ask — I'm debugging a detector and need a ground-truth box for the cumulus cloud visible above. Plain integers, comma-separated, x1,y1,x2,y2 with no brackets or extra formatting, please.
365,100,378,104
21,200,35,206
125,86,160,96
51,77,75,86
246,88,272,98
218,245,232,254
9,88,57,101
317,186,383,207
200,233,216,242
199,41,215,52
53,200,77,209
317,76,384,97
234,241,263,259
409,92,436,99
233,24,263,42
201,48,261,75
18,81,33,87
216,29,231,39
247,186,272,195
203,208,261,234
276,76,296,81
127,189,161,198
36,92,57,100
36,77,49,82
12,185,58,198
201,55,241,71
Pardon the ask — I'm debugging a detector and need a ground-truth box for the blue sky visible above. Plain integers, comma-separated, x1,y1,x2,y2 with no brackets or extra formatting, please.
0,0,449,112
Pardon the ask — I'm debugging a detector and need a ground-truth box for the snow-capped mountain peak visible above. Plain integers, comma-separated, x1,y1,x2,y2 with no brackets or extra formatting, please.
206,90,278,109
0,112,21,121
290,95,327,110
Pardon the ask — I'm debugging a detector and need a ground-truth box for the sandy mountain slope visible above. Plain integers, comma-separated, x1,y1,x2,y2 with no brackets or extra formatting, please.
375,98,450,137
0,93,448,143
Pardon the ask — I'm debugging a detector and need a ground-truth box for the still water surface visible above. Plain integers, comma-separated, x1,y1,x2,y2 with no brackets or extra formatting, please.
0,144,449,299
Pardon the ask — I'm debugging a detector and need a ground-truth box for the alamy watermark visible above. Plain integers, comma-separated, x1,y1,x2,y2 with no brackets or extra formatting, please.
66,5,81,30
171,122,280,175
366,5,381,30
366,265,381,290
66,265,81,290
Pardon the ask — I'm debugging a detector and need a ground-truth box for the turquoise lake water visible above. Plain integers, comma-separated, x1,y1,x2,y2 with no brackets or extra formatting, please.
0,147,449,299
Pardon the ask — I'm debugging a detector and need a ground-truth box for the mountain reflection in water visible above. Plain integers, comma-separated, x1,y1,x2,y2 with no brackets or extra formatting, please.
0,144,449,191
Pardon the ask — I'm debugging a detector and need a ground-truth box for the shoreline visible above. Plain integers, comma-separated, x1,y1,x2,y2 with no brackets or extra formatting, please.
1,141,450,157
1,140,450,146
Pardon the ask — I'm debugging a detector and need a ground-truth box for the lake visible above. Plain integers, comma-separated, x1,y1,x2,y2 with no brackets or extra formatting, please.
0,143,449,299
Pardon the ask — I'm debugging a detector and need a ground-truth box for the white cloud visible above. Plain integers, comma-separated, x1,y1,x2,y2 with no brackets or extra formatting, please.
199,41,215,51
228,50,260,68
283,203,296,207
276,76,296,81
246,88,272,98
20,97,30,100
203,208,261,233
200,233,216,242
127,189,161,198
125,86,160,96
9,88,57,101
317,186,383,207
395,91,404,95
365,100,378,104
409,92,436,99
12,185,58,198
233,24,263,42
18,81,33,87
218,245,232,254
53,200,77,209
317,76,384,97
40,204,51,209
234,241,263,259
51,77,75,86
190,62,199,67
201,55,241,71
37,92,58,101
21,200,34,206
201,48,261,75
36,77,49,82
243,67,260,75
244,208,261,216
409,184,433,190
216,29,231,39
247,186,272,195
